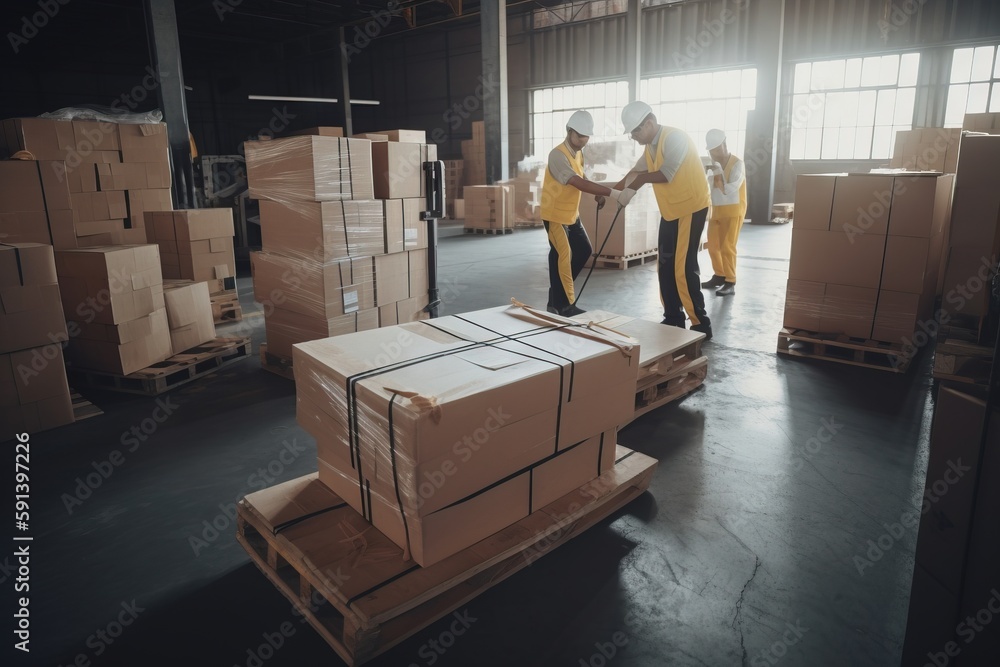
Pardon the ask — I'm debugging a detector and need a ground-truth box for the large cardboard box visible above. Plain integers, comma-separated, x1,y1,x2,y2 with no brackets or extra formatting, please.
881,235,932,294
372,129,427,143
885,174,953,239
831,174,894,236
397,293,430,324
0,243,66,353
372,143,436,199
163,280,216,353
145,209,235,286
782,279,825,332
0,161,50,244
251,251,373,318
872,290,922,343
788,229,887,289
245,136,374,202
791,174,837,231
947,186,1000,249
70,191,128,223
402,198,429,250
782,280,877,338
383,199,404,255
126,188,173,231
408,248,428,299
0,344,73,434
259,199,385,261
293,305,637,564
373,252,409,305
118,123,169,163
2,118,76,161
54,245,163,325
65,308,172,375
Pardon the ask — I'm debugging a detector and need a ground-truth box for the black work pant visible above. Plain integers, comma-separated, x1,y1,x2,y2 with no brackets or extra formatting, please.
658,207,710,328
544,219,593,309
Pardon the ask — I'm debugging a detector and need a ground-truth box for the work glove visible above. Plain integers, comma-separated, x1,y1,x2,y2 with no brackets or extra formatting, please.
711,162,723,176
609,188,636,207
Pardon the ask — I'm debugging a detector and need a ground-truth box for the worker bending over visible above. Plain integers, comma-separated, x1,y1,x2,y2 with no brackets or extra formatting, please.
614,101,713,339
702,129,747,297
541,109,635,317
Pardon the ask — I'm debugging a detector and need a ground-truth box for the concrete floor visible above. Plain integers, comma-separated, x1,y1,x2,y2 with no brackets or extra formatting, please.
28,222,933,667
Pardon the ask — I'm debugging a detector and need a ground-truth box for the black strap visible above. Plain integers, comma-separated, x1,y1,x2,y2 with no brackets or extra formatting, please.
272,502,348,535
387,393,412,557
615,450,635,465
347,564,420,606
597,432,605,477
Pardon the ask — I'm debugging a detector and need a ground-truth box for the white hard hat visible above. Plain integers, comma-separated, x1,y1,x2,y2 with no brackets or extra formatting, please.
566,109,595,137
622,101,653,134
706,129,726,150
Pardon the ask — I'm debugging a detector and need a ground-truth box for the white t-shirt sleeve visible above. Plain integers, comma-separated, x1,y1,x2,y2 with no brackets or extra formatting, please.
710,157,745,206
659,132,689,181
547,147,577,185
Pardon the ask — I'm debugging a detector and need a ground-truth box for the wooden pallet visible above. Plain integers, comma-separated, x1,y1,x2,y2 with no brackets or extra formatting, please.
586,249,659,271
933,338,993,386
67,337,252,395
70,390,103,421
628,356,708,424
236,447,656,666
260,342,294,380
464,227,513,235
514,220,544,228
776,328,913,373
210,289,242,324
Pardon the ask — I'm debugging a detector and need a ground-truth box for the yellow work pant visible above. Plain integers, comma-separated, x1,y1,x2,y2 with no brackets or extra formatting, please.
707,215,743,283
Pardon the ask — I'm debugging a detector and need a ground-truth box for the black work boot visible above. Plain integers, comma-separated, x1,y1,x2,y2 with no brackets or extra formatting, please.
690,321,713,341
560,304,587,317
701,274,725,289
716,282,736,296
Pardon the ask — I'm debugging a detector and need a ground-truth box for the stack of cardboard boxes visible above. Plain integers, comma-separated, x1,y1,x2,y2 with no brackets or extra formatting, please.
963,112,1000,134
0,118,172,247
579,181,659,262
889,128,962,172
0,243,74,434
463,184,516,231
784,171,953,343
461,121,486,186
55,244,173,376
292,305,639,566
939,134,1000,330
144,209,236,294
499,166,545,225
245,129,434,361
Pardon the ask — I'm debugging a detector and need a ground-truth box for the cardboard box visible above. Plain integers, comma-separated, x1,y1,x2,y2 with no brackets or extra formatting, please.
402,198,429,250
383,199,404,255
886,173,953,238
782,280,824,332
872,290,922,343
372,143,435,199
0,160,46,214
70,191,128,223
954,134,1000,190
408,248,428,299
821,284,877,339
126,189,173,230
0,243,66,353
3,118,76,161
97,162,171,191
372,129,427,143
163,280,216,353
118,123,169,163
65,308,172,375
379,303,398,327
55,245,163,325
286,127,344,137
881,236,931,294
396,293,430,324
791,174,837,231
373,252,409,305
941,245,992,318
259,199,384,261
66,162,98,194
251,251,372,318
788,229,887,289
0,344,73,434
351,133,389,142
264,307,373,359
948,186,1000,249
831,174,894,236
245,136,375,201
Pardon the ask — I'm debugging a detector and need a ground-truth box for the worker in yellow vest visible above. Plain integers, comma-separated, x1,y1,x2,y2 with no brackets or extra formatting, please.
540,110,635,317
702,129,747,297
615,101,713,339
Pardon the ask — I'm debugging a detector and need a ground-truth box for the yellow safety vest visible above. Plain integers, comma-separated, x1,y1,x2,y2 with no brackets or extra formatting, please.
645,126,711,221
540,143,585,225
710,154,748,220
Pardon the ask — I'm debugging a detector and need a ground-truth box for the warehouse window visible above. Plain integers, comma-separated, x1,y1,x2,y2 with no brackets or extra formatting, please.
944,45,1000,127
531,81,630,153
789,52,920,160
640,68,757,158
532,0,626,29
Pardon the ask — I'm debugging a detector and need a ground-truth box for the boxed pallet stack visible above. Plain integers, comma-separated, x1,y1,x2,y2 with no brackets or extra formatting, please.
499,164,545,225
939,134,1000,334
463,184,515,231
0,118,172,247
444,159,464,218
292,304,639,566
55,244,172,376
889,128,962,172
782,171,953,347
144,209,236,293
0,242,74,433
245,132,434,362
578,181,659,264
462,121,486,186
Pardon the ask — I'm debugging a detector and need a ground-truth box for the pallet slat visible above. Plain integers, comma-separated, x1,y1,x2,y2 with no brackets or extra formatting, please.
463,227,513,235
776,328,911,373
210,289,242,324
585,249,658,271
67,337,252,395
237,447,656,666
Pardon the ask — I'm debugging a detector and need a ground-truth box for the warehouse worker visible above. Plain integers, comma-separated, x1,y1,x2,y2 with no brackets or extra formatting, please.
702,129,747,297
541,109,635,317
615,101,713,338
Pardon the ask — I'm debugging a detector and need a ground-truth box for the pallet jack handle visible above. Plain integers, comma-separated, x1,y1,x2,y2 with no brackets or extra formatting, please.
420,160,446,318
